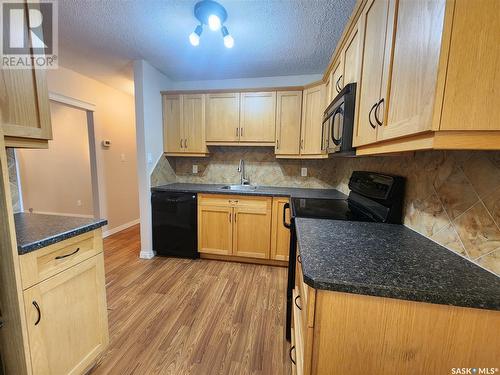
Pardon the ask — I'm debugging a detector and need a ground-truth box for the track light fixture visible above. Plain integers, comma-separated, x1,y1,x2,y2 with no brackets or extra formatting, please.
189,0,234,48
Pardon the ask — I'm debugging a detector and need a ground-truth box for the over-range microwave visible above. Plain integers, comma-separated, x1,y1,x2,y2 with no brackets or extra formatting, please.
321,82,356,155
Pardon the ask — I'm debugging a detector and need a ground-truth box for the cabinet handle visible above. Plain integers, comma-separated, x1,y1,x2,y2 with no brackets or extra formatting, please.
33,301,41,326
184,139,188,148
283,203,291,229
289,346,296,365
241,128,244,137
294,295,302,310
229,212,231,223
234,212,237,222
236,128,239,137
297,254,302,263
336,75,343,93
55,247,80,260
374,98,384,126
300,139,304,149
368,102,378,129
180,139,183,148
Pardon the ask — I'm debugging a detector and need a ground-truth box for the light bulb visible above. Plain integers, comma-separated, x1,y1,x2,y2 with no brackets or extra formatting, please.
189,25,203,46
224,34,234,48
208,14,221,31
189,32,200,46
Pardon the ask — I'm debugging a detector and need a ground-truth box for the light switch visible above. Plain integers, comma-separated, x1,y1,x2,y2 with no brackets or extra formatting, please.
192,164,198,174
301,167,308,177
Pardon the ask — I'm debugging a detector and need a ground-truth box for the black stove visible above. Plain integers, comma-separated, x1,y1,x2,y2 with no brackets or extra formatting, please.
285,171,405,341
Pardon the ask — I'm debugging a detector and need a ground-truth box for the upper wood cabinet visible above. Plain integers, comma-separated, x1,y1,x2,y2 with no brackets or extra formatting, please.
206,92,240,143
354,0,393,147
275,91,303,156
342,22,361,89
239,92,276,143
301,84,327,156
0,65,52,148
163,94,208,156
330,60,343,100
439,0,499,131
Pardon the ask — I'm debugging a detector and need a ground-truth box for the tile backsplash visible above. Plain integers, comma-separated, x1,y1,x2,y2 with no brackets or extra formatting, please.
152,148,500,276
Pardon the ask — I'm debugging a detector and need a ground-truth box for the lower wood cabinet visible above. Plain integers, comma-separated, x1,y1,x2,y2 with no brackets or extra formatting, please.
270,197,290,261
198,194,272,260
198,194,290,263
18,229,109,375
291,247,500,375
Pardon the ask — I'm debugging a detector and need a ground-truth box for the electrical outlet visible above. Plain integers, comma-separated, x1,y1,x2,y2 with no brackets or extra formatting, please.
120,153,126,162
192,164,198,174
147,153,153,164
301,167,308,177
76,200,82,207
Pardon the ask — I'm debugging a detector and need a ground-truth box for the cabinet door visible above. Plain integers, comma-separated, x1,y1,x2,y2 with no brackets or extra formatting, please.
182,94,206,153
301,84,326,155
380,0,445,140
23,254,108,375
275,91,302,156
239,92,276,142
198,204,233,255
439,0,499,131
331,59,343,98
270,198,290,261
163,95,183,153
206,93,240,142
353,0,392,147
233,198,272,259
0,67,51,142
342,23,361,87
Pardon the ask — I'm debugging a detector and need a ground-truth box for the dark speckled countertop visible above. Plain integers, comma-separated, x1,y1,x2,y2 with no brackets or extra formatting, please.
151,183,347,200
295,218,500,310
15,213,107,255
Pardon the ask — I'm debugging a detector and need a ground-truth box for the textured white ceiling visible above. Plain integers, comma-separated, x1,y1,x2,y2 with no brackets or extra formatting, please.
57,0,356,91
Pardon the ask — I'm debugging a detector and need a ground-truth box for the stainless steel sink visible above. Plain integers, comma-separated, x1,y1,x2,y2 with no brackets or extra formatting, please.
220,185,258,191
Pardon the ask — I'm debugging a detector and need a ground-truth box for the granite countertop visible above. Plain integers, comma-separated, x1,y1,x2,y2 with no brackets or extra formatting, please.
295,218,500,311
151,183,347,200
15,213,107,255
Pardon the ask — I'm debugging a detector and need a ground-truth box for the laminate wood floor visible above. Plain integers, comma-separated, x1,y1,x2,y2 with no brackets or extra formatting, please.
90,225,291,375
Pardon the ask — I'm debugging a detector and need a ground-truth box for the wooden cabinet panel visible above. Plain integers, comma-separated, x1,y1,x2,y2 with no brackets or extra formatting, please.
233,197,272,259
182,94,206,153
163,95,183,153
198,204,233,255
354,0,392,147
206,93,240,142
301,85,326,155
239,92,276,142
380,0,446,141
270,198,290,261
342,24,361,87
19,230,101,290
440,0,500,131
23,254,108,375
275,91,302,156
330,60,343,99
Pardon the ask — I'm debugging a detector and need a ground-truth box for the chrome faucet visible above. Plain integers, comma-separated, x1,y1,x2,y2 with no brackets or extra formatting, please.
238,159,250,185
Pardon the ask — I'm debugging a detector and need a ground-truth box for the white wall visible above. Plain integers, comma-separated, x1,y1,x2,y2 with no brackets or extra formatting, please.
133,60,173,259
17,102,93,217
46,66,139,234
133,63,321,259
169,74,322,91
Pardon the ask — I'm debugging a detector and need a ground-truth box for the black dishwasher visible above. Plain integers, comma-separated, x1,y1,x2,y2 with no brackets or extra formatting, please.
152,191,198,258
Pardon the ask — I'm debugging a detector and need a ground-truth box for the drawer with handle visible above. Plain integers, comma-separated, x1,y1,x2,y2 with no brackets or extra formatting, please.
19,229,102,289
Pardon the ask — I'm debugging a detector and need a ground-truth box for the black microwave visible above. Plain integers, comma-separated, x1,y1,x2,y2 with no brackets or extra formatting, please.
322,82,356,155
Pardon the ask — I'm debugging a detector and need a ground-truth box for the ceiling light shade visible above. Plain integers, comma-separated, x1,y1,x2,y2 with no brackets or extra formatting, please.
208,14,221,31
221,26,234,48
190,0,234,47
189,25,203,46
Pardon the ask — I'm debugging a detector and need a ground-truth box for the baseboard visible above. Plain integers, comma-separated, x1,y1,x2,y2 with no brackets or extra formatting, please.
139,250,156,259
103,218,140,238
